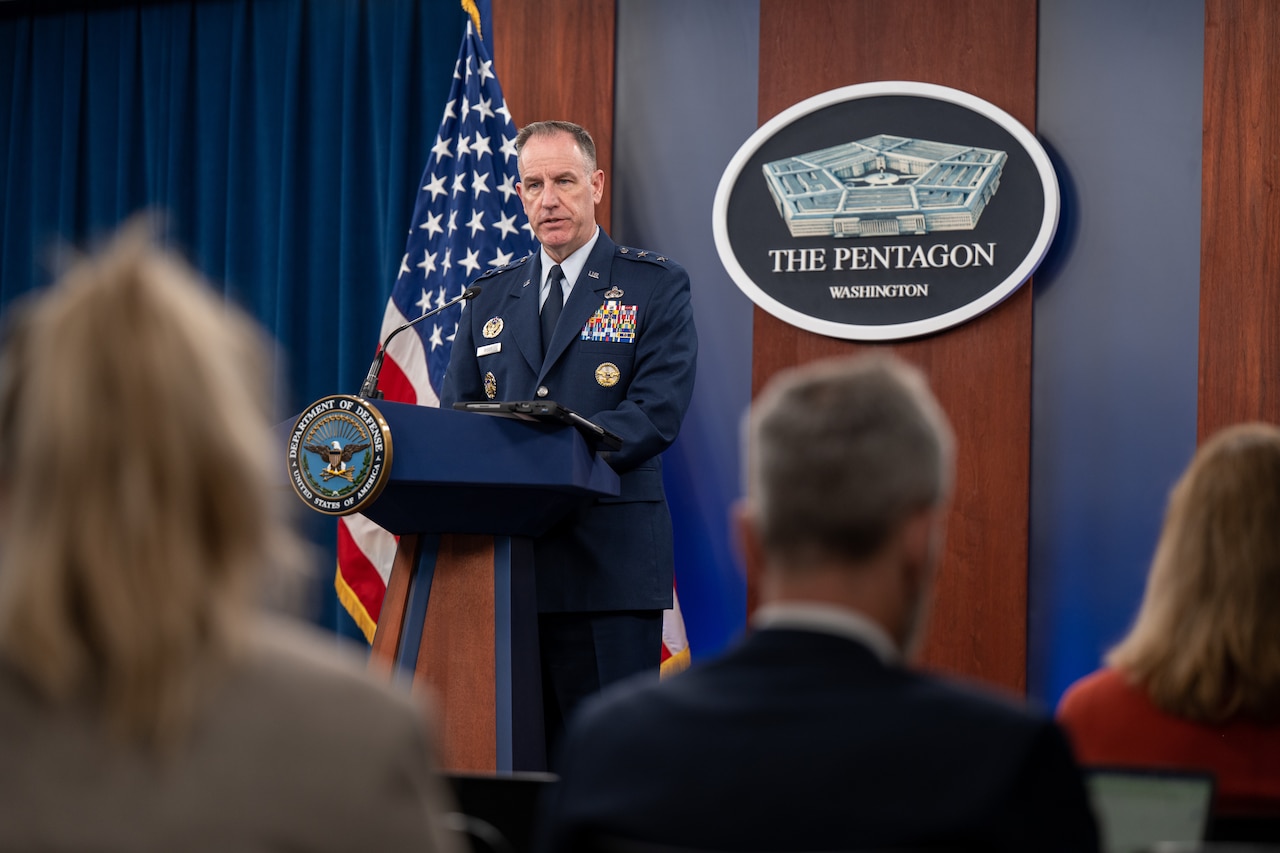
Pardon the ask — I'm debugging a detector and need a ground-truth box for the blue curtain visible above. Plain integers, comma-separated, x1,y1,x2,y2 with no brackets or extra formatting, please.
0,0,468,637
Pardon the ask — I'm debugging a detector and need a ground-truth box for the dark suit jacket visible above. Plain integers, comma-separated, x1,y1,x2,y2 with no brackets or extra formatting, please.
537,628,1100,853
441,229,697,613
0,616,461,853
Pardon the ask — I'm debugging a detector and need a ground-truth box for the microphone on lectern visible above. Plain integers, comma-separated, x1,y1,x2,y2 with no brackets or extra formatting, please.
357,284,481,399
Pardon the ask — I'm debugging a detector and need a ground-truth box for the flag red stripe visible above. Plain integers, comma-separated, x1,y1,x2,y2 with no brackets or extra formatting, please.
375,353,418,407
336,519,388,625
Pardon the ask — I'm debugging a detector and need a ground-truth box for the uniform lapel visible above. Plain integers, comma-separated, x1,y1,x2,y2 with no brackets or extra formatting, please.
510,256,542,373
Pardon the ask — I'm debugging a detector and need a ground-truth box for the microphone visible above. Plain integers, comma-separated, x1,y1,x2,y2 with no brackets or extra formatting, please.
358,284,481,399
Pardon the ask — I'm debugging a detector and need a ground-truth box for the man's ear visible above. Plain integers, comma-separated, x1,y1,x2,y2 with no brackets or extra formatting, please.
899,506,946,585
731,499,763,584
895,505,947,661
590,169,605,204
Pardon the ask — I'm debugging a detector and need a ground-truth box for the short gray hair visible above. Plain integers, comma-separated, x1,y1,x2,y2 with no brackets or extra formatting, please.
746,353,955,565
515,120,598,172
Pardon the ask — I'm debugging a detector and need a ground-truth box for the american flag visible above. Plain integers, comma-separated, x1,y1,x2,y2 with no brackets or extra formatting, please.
334,12,691,675
334,17,534,640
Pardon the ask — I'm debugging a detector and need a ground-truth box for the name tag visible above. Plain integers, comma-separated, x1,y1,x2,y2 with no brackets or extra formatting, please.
476,343,502,357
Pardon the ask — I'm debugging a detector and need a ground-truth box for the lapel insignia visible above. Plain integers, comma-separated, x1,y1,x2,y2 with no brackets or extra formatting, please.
595,362,621,388
482,317,504,338
484,372,497,399
604,286,624,299
588,270,600,279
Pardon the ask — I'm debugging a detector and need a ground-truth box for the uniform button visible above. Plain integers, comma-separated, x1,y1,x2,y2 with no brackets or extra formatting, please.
536,386,549,398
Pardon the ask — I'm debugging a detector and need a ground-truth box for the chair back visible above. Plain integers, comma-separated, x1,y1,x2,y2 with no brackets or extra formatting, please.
446,770,557,853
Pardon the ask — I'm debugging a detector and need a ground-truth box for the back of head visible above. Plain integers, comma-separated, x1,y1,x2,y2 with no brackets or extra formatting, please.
746,352,955,568
1108,421,1280,722
0,223,300,747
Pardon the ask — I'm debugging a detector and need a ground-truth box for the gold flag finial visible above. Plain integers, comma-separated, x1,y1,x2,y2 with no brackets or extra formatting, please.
461,0,483,40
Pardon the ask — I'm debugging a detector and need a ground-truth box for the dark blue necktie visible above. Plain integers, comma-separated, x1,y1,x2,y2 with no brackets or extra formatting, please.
541,264,564,357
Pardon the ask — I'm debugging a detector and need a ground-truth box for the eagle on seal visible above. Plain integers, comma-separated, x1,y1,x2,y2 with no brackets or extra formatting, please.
304,438,369,479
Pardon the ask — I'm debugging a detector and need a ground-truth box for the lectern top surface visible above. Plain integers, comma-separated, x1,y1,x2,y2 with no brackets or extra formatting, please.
453,400,622,451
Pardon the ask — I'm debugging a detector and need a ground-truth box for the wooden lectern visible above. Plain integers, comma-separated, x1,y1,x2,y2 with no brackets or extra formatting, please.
351,401,618,773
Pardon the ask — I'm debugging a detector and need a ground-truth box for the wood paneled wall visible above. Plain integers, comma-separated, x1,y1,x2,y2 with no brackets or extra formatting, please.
490,0,615,230
1199,0,1280,439
754,0,1039,692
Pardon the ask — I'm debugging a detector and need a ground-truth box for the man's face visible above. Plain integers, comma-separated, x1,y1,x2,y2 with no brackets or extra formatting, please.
516,132,605,263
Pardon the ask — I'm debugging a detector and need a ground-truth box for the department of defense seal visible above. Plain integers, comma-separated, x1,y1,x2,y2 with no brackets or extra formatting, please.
286,394,392,516
484,371,498,399
483,317,504,338
595,362,621,388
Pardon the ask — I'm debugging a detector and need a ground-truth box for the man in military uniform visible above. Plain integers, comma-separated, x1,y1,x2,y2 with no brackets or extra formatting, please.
440,120,698,755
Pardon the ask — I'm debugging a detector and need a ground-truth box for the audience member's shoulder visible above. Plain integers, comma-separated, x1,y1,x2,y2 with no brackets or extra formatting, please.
570,667,679,733
244,615,425,721
1057,667,1131,717
251,614,368,670
907,666,1058,733
0,656,47,729
550,670,682,779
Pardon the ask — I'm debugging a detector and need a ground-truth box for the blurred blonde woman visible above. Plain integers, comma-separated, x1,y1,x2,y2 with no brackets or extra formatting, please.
0,225,461,852
1058,422,1280,814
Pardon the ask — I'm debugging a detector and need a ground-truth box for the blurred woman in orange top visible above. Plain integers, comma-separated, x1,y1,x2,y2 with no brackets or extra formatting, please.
1057,422,1280,814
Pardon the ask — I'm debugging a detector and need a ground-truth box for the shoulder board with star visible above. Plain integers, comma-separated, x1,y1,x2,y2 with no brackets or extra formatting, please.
476,252,533,280
615,246,673,266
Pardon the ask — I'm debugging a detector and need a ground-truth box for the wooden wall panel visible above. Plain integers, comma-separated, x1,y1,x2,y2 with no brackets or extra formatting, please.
755,0,1038,692
490,0,615,230
1199,0,1280,439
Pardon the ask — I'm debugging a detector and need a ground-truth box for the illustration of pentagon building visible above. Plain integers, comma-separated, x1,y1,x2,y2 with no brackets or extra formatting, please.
762,134,1006,238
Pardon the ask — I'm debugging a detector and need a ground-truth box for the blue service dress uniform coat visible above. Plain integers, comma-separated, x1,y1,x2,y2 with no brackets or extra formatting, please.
439,229,697,614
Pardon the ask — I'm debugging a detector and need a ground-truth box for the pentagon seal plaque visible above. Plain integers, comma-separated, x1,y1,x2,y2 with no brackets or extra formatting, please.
714,81,1060,341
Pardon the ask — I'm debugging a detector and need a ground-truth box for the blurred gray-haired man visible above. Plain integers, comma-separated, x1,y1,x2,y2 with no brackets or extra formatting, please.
536,352,1099,853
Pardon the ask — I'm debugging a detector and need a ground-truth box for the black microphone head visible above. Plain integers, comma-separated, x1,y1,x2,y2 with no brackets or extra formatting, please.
463,284,482,299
